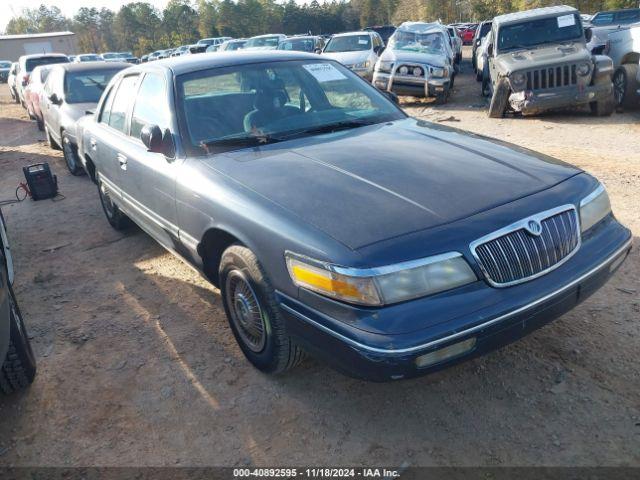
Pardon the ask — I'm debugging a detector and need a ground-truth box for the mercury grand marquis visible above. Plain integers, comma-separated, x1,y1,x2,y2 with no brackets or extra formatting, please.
76,51,632,381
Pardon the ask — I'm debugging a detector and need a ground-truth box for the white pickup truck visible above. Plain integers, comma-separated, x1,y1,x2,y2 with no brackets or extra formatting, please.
606,24,640,108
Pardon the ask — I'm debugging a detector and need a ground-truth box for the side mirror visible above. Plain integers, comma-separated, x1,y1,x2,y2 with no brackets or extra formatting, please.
314,48,322,54
487,44,494,56
585,27,593,42
141,124,164,153
49,93,61,105
141,124,174,157
374,45,385,55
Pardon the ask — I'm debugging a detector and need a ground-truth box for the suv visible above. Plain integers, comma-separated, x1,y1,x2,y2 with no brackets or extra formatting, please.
472,20,492,72
0,208,36,394
485,5,614,118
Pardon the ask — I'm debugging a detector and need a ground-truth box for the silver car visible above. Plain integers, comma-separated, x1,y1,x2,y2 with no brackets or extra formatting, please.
373,22,456,103
321,31,384,80
42,62,130,175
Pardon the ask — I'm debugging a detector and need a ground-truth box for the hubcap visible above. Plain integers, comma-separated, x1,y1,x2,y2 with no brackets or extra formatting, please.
225,271,266,353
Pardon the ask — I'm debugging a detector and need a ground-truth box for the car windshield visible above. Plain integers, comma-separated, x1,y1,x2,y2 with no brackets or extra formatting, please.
498,14,583,52
592,10,640,25
118,52,132,58
324,35,371,52
226,41,246,51
25,56,68,72
64,69,122,103
177,60,404,156
0,62,10,68
388,31,446,54
278,38,315,52
80,55,100,61
245,36,281,48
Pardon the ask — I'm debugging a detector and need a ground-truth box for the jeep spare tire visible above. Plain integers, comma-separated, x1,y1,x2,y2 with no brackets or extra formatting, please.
489,78,510,118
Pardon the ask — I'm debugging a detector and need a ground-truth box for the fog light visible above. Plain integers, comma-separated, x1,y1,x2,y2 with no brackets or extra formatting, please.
415,338,476,368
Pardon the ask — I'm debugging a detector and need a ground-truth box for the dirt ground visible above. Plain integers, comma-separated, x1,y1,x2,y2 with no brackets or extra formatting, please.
0,49,638,467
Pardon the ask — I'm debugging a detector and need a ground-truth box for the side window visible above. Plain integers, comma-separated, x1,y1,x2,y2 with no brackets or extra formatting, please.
108,75,139,133
99,83,118,124
130,73,169,140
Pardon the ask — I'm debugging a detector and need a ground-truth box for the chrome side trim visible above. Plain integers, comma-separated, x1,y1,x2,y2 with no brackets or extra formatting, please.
470,204,581,288
282,237,632,355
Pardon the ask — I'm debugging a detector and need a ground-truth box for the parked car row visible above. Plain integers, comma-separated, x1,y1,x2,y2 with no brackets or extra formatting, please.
472,5,640,117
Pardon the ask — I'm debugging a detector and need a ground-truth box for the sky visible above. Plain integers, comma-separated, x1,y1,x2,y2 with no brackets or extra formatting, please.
3,0,239,31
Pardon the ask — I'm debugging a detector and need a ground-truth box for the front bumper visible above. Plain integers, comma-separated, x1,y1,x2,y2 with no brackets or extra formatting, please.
278,219,632,381
509,82,613,114
373,71,449,97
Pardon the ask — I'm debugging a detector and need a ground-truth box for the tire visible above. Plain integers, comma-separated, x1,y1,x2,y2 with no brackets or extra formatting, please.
481,63,491,97
476,68,482,82
219,245,304,374
488,78,510,118
590,96,615,116
1,285,36,394
62,131,84,176
44,125,61,150
97,175,131,230
36,116,44,132
612,64,638,109
13,90,20,104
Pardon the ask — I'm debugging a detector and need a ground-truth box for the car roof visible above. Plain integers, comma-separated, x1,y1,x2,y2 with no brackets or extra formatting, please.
331,31,372,37
594,8,640,15
122,50,324,76
494,5,578,26
52,61,130,72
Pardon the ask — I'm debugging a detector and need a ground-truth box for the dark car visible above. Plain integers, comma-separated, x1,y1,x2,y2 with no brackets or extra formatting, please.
364,25,397,44
0,61,11,83
0,208,36,394
42,62,130,175
277,36,325,53
77,51,631,381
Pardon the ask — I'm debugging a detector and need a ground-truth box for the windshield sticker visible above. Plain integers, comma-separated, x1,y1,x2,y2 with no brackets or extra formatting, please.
358,39,368,44
303,63,346,82
557,14,576,28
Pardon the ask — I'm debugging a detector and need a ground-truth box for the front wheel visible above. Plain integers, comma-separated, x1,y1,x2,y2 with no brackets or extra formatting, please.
488,78,510,118
1,285,36,394
219,245,304,374
62,132,84,176
44,126,61,150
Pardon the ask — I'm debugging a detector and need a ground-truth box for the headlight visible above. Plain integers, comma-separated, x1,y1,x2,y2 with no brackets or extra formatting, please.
376,61,393,73
286,252,477,306
511,72,526,86
579,183,611,232
577,62,591,76
352,61,370,69
428,66,447,77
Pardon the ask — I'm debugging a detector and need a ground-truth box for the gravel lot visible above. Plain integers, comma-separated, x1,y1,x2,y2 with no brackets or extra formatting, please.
0,49,638,467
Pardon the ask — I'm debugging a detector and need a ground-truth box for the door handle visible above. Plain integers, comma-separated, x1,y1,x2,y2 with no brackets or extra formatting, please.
117,153,128,171
90,138,97,150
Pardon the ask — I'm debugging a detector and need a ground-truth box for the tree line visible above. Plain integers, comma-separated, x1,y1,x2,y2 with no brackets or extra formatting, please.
3,0,637,57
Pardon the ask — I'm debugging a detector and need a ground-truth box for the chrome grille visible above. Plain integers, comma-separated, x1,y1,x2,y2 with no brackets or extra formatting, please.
526,64,577,91
471,207,580,287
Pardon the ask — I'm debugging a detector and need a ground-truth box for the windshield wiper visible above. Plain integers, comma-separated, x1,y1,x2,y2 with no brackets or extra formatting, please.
200,133,282,153
271,119,376,141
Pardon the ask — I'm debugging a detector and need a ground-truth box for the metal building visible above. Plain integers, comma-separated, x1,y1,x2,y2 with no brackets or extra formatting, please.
0,31,78,62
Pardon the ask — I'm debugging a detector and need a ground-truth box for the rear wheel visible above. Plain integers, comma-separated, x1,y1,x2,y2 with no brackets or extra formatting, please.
97,176,131,230
219,245,304,374
44,126,61,150
612,64,638,109
62,132,84,176
36,116,44,132
488,78,510,118
1,285,36,394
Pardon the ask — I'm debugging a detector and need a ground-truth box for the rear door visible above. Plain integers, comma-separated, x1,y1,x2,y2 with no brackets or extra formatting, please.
93,74,141,204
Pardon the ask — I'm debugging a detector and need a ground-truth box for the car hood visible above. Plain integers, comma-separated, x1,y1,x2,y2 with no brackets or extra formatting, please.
322,50,372,65
380,49,447,67
208,118,580,250
497,42,591,73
